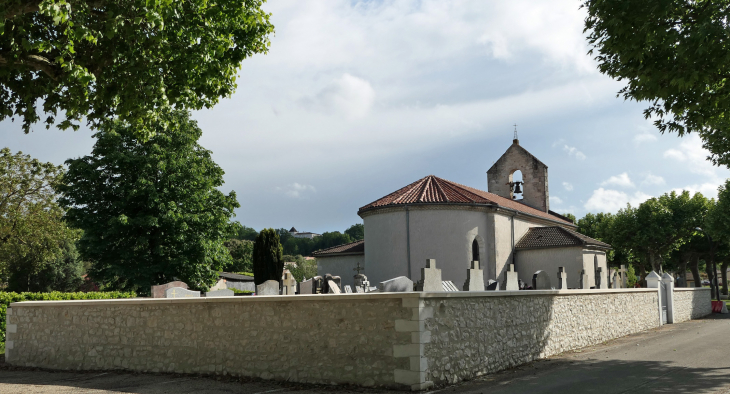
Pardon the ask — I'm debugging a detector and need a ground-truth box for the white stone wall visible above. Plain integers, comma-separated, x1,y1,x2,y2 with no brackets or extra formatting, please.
673,288,712,322
422,290,661,385
491,213,546,282
317,254,365,288
363,210,409,284
515,247,583,288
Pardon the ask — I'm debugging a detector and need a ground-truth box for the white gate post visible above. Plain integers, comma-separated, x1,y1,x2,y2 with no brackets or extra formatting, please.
661,273,675,323
646,271,664,325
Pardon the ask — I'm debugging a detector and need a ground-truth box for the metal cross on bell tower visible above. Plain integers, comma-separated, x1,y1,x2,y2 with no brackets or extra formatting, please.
513,123,519,144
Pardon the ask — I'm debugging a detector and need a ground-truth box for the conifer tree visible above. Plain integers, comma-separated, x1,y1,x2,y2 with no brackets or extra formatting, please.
252,228,283,285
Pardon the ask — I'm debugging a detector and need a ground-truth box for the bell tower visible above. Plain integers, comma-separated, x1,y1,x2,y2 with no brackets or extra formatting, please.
487,129,549,212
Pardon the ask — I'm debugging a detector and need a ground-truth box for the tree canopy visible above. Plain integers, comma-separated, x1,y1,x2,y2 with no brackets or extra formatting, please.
58,110,239,293
1,0,274,137
584,0,730,166
345,223,364,241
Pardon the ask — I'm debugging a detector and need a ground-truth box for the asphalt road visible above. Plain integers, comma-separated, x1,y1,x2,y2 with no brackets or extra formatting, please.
1,314,729,394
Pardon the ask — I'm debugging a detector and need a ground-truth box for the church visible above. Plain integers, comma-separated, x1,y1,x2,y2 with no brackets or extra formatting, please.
314,136,611,290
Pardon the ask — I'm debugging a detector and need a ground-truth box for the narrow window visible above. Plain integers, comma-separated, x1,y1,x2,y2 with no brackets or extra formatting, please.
472,238,480,263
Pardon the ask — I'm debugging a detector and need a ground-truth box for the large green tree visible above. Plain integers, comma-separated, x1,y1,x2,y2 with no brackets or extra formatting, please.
707,179,730,294
344,223,364,241
584,0,730,166
0,147,71,284
58,110,238,293
1,0,273,136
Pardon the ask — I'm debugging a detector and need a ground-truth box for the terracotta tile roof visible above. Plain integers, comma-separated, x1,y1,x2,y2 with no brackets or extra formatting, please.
312,239,365,256
515,227,611,250
358,175,572,224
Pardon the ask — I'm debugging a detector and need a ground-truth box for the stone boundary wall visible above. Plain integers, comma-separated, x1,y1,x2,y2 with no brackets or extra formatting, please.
673,288,712,322
4,288,711,390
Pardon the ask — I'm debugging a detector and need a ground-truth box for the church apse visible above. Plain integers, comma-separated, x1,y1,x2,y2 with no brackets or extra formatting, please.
487,138,550,212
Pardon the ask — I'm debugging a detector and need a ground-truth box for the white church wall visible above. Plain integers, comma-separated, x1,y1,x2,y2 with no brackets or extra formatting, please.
317,254,365,288
491,212,547,282
515,247,584,288
407,208,490,289
363,210,408,285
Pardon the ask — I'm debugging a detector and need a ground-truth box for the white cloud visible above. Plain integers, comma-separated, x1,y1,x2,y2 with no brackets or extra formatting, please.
584,188,652,213
562,182,573,191
634,133,657,145
301,73,375,119
563,145,586,160
671,183,721,200
642,173,665,186
664,149,685,161
600,172,634,188
551,196,564,205
276,183,317,198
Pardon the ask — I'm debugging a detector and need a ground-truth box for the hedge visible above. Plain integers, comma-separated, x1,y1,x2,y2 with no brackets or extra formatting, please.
0,291,136,343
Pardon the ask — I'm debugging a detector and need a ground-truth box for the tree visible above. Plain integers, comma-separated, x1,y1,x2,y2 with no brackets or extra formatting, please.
707,179,730,294
345,223,364,241
0,147,69,283
58,110,238,293
223,239,253,274
252,228,283,286
229,222,258,241
1,0,274,137
7,234,84,292
282,254,317,282
562,213,577,224
584,0,730,166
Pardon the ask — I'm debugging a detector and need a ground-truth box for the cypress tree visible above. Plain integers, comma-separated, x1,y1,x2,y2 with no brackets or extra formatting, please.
252,228,284,285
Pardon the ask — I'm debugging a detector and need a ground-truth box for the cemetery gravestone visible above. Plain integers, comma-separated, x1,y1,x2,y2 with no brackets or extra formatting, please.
209,279,228,291
206,289,234,297
378,276,414,292
612,271,620,289
486,279,500,291
532,270,552,290
442,281,459,291
256,280,280,296
503,264,519,291
281,270,297,295
165,287,200,298
355,286,365,293
299,278,314,294
344,285,352,293
328,280,342,294
619,264,628,288
463,261,485,291
152,281,188,298
417,259,443,291
579,269,589,289
595,267,603,289
557,267,567,290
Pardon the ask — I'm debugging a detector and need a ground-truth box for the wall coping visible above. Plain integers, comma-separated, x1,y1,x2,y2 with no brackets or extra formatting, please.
8,288,658,308
674,287,711,292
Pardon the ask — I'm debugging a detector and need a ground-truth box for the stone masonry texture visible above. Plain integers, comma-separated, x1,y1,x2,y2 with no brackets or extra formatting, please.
673,288,712,322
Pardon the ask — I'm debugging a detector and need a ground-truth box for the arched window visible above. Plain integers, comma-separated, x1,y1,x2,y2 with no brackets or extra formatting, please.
511,170,523,200
472,238,480,263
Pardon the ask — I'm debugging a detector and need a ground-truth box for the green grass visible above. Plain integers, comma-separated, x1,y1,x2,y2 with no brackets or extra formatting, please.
230,288,254,294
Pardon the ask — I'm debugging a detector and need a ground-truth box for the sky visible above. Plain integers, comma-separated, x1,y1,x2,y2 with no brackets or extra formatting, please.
2,0,729,234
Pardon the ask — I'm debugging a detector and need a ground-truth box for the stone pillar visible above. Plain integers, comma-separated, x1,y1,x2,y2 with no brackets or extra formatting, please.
502,264,519,291
557,267,567,290
463,261,485,291
661,272,675,324
394,297,434,391
646,271,664,326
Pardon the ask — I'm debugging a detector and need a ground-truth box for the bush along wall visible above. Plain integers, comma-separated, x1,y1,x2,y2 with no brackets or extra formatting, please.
0,291,136,343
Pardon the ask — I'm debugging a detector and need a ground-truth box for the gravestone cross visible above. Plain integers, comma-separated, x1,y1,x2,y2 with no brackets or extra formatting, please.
353,262,364,275
557,267,567,290
595,267,603,289
579,269,589,289
416,259,442,292
618,264,628,288
463,260,485,291
503,264,519,291
281,270,297,295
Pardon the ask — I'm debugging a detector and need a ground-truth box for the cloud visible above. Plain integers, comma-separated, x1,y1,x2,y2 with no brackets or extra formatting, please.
301,73,375,119
600,172,634,188
563,145,586,160
634,133,657,145
584,188,652,213
671,183,721,199
551,196,564,205
642,173,665,186
276,183,316,198
664,149,685,161
562,182,573,191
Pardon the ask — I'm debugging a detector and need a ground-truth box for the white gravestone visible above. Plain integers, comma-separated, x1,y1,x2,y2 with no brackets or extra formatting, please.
557,267,567,290
579,269,589,289
378,276,413,292
327,280,342,294
417,259,442,291
612,271,620,289
441,281,459,291
165,287,200,298
463,261,485,291
619,264,628,288
299,278,313,294
355,286,365,293
486,279,500,291
206,289,234,297
532,270,551,290
503,264,519,291
281,270,297,295
256,280,280,295
344,285,352,293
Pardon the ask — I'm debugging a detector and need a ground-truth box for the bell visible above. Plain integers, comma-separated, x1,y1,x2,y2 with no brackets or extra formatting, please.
513,182,522,194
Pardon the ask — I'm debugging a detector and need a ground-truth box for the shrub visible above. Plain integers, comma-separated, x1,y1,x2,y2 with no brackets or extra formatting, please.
0,291,136,343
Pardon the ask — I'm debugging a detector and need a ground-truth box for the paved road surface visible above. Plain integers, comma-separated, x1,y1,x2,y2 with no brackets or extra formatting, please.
1,314,729,393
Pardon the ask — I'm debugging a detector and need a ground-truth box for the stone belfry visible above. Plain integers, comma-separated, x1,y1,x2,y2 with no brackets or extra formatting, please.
487,127,549,212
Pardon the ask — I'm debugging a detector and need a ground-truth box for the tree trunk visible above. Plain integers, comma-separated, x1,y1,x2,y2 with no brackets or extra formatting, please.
638,264,647,287
648,252,662,273
690,254,702,288
722,261,729,297
706,262,717,300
